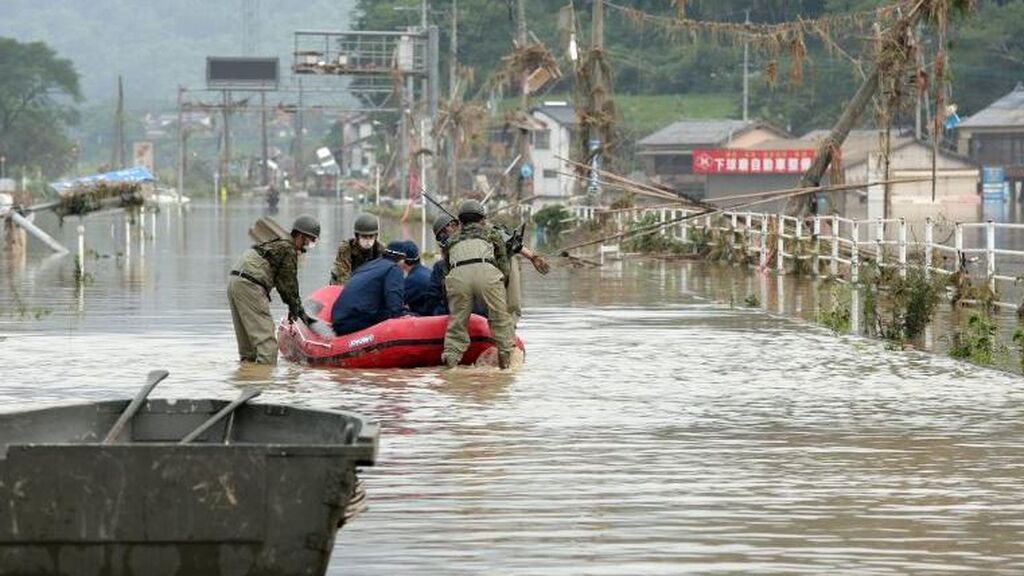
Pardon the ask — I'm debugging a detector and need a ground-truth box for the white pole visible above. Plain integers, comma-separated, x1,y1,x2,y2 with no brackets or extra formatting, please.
851,220,860,284
987,220,996,292
898,218,907,278
875,217,884,267
831,215,839,277
759,215,767,269
813,216,821,277
375,164,381,206
77,225,85,281
125,214,131,261
924,217,933,279
8,212,67,253
776,214,785,275
955,222,964,273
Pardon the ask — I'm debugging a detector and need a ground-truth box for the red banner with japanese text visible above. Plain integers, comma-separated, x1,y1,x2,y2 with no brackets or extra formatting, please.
692,148,816,175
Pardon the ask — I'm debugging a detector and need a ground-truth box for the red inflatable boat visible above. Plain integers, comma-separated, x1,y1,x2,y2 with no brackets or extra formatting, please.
277,285,525,368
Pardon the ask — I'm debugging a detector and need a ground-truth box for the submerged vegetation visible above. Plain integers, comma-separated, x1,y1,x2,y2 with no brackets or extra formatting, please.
859,262,946,344
949,312,1006,366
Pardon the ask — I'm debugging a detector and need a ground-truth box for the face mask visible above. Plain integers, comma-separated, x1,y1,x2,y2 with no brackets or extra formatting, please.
358,237,376,250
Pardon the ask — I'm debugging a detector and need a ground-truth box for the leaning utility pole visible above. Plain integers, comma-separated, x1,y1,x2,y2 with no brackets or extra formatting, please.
788,3,925,216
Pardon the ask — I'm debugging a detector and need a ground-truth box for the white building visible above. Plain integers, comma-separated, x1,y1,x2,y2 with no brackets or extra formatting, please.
338,115,377,178
529,103,577,205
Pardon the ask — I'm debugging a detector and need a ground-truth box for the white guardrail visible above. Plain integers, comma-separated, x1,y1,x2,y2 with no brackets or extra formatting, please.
534,204,1024,309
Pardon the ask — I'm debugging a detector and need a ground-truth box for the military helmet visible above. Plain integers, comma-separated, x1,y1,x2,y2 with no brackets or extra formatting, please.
353,213,380,235
291,214,321,241
432,213,457,239
457,199,486,219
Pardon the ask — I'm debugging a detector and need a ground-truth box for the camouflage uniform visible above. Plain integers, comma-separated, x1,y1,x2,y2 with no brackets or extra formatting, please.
330,238,382,285
442,222,515,367
227,238,305,364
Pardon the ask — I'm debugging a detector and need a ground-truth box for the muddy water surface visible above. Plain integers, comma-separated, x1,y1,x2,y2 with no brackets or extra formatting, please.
2,199,1024,575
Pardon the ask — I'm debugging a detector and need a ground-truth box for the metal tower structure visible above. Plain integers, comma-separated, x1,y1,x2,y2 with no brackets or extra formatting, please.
242,0,260,55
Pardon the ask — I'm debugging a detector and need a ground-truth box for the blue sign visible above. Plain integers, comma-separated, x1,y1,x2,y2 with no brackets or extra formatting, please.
982,166,1005,184
50,166,155,193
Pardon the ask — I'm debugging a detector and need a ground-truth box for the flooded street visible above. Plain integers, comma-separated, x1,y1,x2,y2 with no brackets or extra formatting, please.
3,199,1024,574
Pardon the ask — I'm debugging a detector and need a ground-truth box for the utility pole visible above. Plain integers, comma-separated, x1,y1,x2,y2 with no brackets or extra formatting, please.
448,0,459,199
586,0,605,205
113,76,126,169
743,9,750,123
177,86,185,203
515,0,529,204
296,78,304,190
220,90,232,196
260,90,268,186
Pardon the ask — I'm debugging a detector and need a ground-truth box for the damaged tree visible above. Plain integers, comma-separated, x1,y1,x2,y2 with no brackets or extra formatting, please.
788,0,976,215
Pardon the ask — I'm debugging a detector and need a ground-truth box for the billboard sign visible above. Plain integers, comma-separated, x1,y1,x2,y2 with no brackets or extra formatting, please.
693,148,816,175
206,57,279,90
133,141,154,174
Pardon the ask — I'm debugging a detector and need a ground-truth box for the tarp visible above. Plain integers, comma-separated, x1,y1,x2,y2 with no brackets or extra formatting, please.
49,166,155,194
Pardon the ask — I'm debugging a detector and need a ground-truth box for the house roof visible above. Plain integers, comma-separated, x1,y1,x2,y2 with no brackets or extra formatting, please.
637,119,784,147
799,129,975,168
958,82,1024,129
532,104,577,127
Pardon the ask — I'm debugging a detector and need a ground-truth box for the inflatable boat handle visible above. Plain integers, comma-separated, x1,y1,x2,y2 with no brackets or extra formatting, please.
293,320,332,349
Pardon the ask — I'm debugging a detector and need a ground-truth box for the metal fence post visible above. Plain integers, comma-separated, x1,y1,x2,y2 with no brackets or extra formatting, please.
125,214,131,261
760,215,767,269
987,220,996,293
924,217,933,279
831,215,839,277
875,217,884,267
851,220,860,284
813,216,821,277
777,214,785,275
955,222,964,274
898,218,907,278
77,225,86,281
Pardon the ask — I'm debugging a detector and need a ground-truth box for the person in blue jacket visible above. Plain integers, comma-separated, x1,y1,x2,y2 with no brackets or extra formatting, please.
399,240,433,316
331,241,408,336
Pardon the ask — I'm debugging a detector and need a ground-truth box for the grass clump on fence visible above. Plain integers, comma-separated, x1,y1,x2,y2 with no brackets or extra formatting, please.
817,284,852,335
949,312,1005,366
622,213,686,255
860,261,945,344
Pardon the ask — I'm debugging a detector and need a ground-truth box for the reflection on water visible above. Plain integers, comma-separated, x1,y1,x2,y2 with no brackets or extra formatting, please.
3,199,1024,574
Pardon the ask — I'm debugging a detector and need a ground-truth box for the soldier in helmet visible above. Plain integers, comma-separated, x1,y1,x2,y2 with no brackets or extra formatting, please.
330,212,382,285
228,214,321,364
441,199,515,369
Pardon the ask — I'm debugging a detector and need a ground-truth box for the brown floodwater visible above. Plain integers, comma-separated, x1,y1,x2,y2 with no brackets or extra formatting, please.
2,198,1024,575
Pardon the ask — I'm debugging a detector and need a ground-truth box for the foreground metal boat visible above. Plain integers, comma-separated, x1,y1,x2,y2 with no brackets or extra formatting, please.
0,397,378,576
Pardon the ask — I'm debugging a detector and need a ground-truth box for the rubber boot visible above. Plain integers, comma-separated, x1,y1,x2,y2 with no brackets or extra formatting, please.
442,353,460,369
